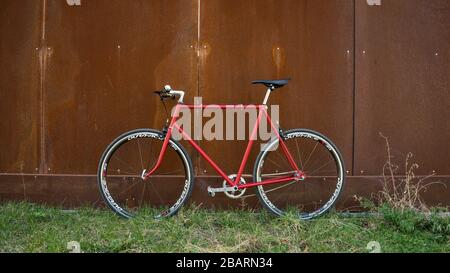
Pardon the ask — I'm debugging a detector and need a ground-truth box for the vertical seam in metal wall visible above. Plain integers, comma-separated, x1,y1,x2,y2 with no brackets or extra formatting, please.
39,0,47,174
197,0,201,97
195,0,201,174
352,0,356,176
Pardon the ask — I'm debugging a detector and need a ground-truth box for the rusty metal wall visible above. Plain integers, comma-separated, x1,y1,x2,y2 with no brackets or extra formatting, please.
354,0,450,176
0,0,449,208
198,0,354,176
42,0,198,174
0,0,42,174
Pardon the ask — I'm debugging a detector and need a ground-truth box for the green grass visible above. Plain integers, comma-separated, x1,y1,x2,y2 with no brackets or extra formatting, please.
0,202,448,253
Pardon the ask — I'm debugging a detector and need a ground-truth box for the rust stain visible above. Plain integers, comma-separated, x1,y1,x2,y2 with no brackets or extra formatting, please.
38,46,47,174
272,46,286,78
38,44,53,174
14,118,39,173
106,74,114,89
38,0,48,175
198,41,211,65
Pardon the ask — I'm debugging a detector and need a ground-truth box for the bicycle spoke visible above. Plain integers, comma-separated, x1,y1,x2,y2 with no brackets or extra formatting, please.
265,182,298,205
158,169,184,176
303,142,319,168
146,141,154,171
308,160,333,176
106,174,141,178
261,171,296,178
139,182,147,207
137,139,145,170
110,156,137,175
118,180,141,196
295,139,304,170
264,180,297,194
148,179,165,204
266,157,284,170
275,150,291,169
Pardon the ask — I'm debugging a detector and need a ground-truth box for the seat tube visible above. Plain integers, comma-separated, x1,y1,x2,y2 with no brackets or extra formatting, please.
234,106,264,184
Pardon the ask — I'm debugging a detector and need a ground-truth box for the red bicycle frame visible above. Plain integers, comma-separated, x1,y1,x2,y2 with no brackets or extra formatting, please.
143,104,305,190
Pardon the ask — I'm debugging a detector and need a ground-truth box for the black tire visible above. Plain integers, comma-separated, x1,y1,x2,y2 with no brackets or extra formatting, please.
253,129,345,220
97,129,194,219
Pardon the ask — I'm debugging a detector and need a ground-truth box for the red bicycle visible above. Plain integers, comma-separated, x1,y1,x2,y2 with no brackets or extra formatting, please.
98,80,345,220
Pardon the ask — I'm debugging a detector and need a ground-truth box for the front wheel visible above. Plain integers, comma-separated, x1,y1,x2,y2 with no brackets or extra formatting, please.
253,129,345,220
97,129,194,219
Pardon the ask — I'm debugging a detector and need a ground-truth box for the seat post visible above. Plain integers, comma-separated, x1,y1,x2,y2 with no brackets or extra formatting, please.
262,86,274,105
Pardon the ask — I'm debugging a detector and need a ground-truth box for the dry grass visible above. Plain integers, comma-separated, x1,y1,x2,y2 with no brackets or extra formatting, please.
377,133,444,213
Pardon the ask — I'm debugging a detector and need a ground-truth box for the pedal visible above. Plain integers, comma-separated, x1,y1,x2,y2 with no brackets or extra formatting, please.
207,186,215,197
207,186,237,198
207,190,215,197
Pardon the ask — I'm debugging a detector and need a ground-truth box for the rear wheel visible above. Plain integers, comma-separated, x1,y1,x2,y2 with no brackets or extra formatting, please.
254,129,345,220
97,129,194,219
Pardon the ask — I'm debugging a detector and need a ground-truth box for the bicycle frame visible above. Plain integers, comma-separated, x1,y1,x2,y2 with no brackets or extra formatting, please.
143,103,305,190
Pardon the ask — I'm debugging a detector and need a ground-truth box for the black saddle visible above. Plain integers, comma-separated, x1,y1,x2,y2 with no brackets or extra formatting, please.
252,78,290,89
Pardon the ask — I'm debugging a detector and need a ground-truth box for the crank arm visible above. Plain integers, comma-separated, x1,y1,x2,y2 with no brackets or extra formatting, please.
207,186,238,197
